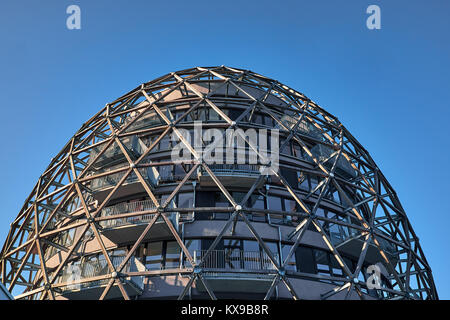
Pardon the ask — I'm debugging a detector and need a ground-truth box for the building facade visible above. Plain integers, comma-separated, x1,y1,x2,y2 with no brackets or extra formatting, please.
0,66,438,300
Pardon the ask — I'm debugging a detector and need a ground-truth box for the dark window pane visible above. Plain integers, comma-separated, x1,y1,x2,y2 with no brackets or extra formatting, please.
196,192,215,220
281,244,296,271
146,242,163,270
165,241,181,269
268,196,282,211
178,193,193,208
281,142,292,156
185,239,201,264
280,167,297,187
295,247,316,274
298,172,309,190
249,195,265,209
314,250,330,276
329,253,344,277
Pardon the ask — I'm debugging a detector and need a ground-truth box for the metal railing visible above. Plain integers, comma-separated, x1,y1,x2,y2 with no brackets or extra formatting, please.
201,164,261,177
98,198,181,231
277,115,322,140
329,226,396,257
90,169,140,191
91,167,197,191
159,172,198,183
193,250,278,271
124,113,162,131
88,136,143,166
44,229,76,260
310,144,357,178
99,199,158,228
56,255,144,293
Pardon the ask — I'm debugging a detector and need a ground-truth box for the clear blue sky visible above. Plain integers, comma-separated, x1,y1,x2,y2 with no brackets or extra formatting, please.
0,0,448,298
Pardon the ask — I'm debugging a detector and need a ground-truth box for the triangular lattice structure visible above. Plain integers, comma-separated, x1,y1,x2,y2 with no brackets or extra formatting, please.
0,66,437,300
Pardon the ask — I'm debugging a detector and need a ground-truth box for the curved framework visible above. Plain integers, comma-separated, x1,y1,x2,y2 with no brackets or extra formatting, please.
0,66,438,300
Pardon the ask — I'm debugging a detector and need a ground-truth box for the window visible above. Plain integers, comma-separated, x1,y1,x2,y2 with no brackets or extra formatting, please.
165,241,181,269
264,116,274,127
178,193,194,208
195,191,215,220
254,114,263,125
159,135,171,151
227,108,241,121
194,108,206,121
295,247,316,274
314,249,331,276
185,239,201,265
281,244,296,271
329,253,343,277
214,193,230,220
343,257,355,275
146,242,163,270
332,189,341,204
159,165,173,181
136,241,182,270
224,239,242,269
298,172,309,190
160,193,175,209
313,208,327,232
263,242,279,269
249,194,266,222
284,199,297,224
268,195,283,224
293,143,303,159
280,142,292,156
174,164,187,179
310,176,319,192
208,108,221,121
267,196,282,211
280,167,297,187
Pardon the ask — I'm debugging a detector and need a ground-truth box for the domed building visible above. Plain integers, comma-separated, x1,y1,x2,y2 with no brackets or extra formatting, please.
0,66,438,300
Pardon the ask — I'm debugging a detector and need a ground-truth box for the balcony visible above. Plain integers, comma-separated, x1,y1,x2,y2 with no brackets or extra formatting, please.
123,113,162,132
193,250,277,293
310,144,357,179
328,226,398,266
198,164,264,188
90,164,198,202
55,256,144,300
98,199,179,244
90,168,148,202
277,115,322,140
88,135,144,168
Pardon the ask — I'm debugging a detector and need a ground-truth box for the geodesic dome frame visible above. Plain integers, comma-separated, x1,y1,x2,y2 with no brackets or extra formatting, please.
0,66,438,300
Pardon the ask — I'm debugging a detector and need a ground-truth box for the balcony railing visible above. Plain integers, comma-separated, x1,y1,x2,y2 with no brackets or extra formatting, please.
91,166,199,191
55,255,144,294
123,113,162,132
91,169,140,191
310,144,357,178
193,250,278,272
99,199,158,229
277,115,322,140
88,136,143,166
201,164,261,177
329,226,397,257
